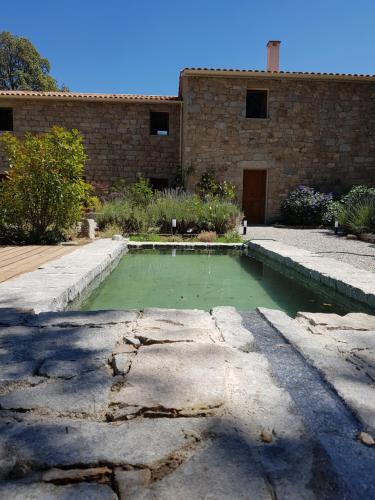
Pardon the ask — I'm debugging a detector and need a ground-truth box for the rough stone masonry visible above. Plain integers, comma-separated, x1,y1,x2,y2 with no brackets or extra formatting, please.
0,306,374,499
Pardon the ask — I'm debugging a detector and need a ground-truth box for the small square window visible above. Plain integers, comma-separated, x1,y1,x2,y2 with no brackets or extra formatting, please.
246,90,268,119
150,112,169,136
0,108,13,131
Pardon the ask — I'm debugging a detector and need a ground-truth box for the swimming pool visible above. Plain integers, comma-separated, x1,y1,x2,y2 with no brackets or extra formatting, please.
80,248,373,316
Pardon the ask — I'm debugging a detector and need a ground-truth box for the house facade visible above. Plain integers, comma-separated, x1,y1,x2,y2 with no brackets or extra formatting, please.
1,42,375,222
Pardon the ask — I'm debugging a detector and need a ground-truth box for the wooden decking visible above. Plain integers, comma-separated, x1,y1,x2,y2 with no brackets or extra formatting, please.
0,245,76,283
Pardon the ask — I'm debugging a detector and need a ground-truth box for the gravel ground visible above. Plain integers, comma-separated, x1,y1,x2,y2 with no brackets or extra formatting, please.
245,227,375,273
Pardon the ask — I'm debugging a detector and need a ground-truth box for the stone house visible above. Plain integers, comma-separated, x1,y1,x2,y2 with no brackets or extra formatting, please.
0,41,374,222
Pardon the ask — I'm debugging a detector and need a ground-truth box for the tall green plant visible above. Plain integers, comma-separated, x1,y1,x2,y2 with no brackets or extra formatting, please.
0,126,91,243
323,185,375,232
338,196,375,234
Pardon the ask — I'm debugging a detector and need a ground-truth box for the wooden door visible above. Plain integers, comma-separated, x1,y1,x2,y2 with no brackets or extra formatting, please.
242,170,267,224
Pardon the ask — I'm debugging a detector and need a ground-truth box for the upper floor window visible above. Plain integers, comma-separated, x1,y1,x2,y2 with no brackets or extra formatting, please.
150,111,169,136
0,108,13,131
246,90,268,119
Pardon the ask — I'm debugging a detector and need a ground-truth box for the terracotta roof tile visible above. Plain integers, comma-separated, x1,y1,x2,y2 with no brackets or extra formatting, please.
0,91,181,102
181,67,375,79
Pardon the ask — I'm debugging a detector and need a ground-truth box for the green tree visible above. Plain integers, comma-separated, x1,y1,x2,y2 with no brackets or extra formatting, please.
0,126,92,243
0,31,66,91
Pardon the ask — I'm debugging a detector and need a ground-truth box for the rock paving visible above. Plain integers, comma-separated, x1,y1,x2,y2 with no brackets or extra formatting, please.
0,306,374,499
260,308,375,433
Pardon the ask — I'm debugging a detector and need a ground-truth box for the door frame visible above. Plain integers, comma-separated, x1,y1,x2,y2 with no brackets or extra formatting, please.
242,168,268,224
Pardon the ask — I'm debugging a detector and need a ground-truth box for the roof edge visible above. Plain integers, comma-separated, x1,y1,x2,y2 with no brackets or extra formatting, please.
0,91,182,104
180,68,375,83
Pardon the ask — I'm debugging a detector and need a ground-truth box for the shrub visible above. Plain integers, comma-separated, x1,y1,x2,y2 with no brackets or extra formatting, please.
110,176,154,206
198,198,240,233
197,231,217,242
126,176,154,206
0,126,92,244
321,199,343,226
100,223,124,238
322,185,375,232
96,199,147,233
196,171,236,202
97,186,242,236
340,185,375,206
150,190,241,234
342,197,375,234
281,185,332,226
149,190,203,233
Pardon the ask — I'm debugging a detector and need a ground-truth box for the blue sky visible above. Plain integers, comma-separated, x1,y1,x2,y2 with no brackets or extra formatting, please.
2,0,374,95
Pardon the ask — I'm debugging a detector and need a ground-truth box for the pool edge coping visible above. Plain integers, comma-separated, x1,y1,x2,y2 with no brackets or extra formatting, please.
247,239,375,309
128,241,244,249
0,237,373,316
0,239,127,314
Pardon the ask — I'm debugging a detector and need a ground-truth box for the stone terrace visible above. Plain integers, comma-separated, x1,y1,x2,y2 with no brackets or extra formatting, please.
0,306,374,499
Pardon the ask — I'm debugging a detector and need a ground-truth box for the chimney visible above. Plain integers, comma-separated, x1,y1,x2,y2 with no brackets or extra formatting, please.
267,40,281,72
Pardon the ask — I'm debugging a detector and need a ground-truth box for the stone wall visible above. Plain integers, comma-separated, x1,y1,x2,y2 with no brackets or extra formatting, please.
182,75,375,221
0,99,181,189
1,76,375,221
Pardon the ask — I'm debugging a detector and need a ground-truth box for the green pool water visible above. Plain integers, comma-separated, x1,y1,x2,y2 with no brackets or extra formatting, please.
80,248,370,316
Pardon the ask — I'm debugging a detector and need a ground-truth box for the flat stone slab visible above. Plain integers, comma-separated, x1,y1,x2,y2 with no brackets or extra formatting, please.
0,368,113,418
259,307,375,433
0,481,117,499
28,309,138,327
110,343,228,417
130,437,273,500
297,311,375,332
0,325,122,367
0,417,209,473
0,324,123,413
131,307,222,345
211,306,254,351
